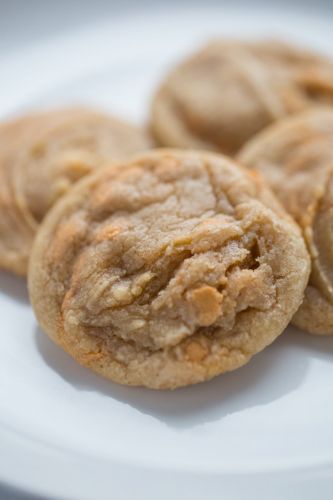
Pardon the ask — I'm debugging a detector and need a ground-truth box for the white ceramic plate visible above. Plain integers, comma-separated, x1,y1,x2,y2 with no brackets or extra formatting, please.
1,3,333,499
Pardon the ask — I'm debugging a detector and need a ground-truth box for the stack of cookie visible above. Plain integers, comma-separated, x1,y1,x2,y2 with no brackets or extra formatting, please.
2,38,333,389
0,108,150,275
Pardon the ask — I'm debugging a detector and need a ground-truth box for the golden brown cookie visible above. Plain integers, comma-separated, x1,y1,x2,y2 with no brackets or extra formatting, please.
0,108,150,276
0,115,42,275
151,39,333,155
28,149,310,389
238,107,333,335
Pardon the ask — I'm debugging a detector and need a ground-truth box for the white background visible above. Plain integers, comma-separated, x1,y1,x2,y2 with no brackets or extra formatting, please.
1,1,333,499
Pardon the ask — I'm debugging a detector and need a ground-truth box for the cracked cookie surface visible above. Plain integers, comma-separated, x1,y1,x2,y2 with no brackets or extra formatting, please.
151,39,333,155
0,108,150,275
238,107,333,334
29,149,310,388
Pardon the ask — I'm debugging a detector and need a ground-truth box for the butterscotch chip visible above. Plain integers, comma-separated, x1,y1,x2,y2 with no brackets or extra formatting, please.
238,107,333,335
0,108,150,276
185,341,209,363
187,285,223,326
151,39,333,155
29,150,310,389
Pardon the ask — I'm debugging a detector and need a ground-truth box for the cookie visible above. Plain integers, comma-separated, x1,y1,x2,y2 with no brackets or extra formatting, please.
0,115,42,275
0,108,150,275
238,107,333,335
151,39,333,155
28,149,310,389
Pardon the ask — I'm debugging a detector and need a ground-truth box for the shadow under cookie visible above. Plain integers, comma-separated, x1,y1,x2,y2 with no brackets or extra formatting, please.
0,270,29,304
34,326,313,430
